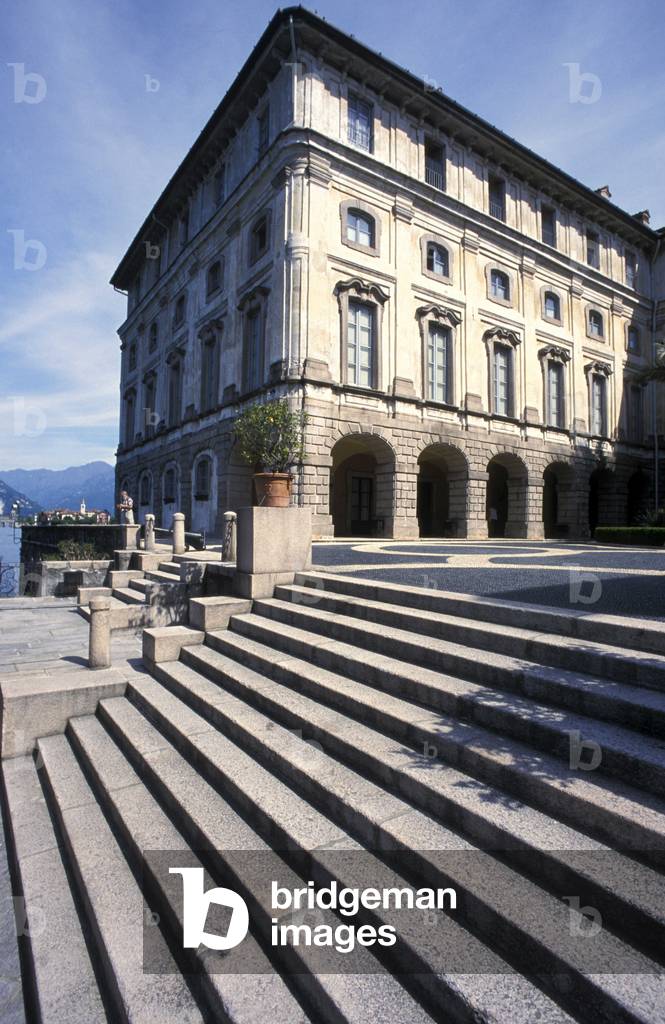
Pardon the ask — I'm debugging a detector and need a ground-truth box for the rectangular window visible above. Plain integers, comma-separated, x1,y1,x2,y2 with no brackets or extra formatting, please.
348,93,373,151
586,230,600,269
630,385,643,441
173,295,186,328
124,395,135,446
179,212,189,248
347,301,375,387
144,376,156,438
201,340,218,413
245,309,263,391
488,176,506,221
427,324,450,403
424,141,445,190
547,360,564,428
258,107,270,154
541,206,556,247
493,345,511,416
626,251,637,289
591,374,607,435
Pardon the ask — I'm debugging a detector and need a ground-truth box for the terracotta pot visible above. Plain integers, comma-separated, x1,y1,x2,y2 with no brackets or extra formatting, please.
253,472,292,508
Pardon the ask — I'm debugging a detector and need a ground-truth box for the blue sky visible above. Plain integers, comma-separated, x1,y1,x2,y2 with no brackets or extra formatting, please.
2,0,664,470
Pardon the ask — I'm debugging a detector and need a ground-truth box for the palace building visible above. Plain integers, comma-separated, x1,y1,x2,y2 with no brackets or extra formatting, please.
111,7,665,540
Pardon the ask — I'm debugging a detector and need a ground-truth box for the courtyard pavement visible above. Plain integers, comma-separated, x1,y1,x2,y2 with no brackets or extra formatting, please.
312,539,665,620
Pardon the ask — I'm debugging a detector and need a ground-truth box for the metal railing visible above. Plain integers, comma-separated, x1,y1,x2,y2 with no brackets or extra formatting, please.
151,526,206,551
489,200,505,221
425,164,444,190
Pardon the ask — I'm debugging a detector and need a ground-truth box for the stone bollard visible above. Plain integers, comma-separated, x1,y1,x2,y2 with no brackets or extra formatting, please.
172,512,186,555
144,513,156,551
89,596,112,669
222,511,237,562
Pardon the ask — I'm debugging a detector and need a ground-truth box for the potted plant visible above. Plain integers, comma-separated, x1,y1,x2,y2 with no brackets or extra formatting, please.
234,399,306,507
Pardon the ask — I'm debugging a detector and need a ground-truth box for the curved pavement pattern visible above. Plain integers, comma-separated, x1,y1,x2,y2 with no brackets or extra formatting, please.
312,540,665,620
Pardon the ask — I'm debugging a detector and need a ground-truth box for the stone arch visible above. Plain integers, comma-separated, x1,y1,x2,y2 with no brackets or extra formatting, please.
137,470,153,525
542,460,575,538
160,460,180,529
191,449,218,536
588,466,617,536
486,452,529,538
417,442,469,537
330,431,396,537
625,468,650,525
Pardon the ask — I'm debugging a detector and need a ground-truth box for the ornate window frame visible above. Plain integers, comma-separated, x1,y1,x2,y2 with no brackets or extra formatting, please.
538,344,570,429
339,199,380,257
334,277,389,390
416,304,461,406
238,285,270,395
198,317,223,414
625,322,642,356
420,234,453,285
248,210,271,266
484,326,521,418
485,264,515,308
540,285,564,326
584,360,612,437
585,305,606,341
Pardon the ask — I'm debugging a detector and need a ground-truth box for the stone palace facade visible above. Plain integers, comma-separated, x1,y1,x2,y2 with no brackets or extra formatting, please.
112,7,665,540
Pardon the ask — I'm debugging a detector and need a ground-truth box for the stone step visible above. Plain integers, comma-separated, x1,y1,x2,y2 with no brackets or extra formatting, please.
122,670,661,1024
107,569,144,588
190,632,665,949
112,585,147,606
296,571,665,657
1,756,108,1024
93,699,443,1024
244,603,665,798
144,569,183,584
35,734,205,1023
157,561,182,576
65,715,317,1024
225,612,665,865
255,590,665,738
281,583,665,692
106,684,581,1024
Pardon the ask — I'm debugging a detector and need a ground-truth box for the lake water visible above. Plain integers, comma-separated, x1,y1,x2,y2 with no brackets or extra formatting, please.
0,525,21,597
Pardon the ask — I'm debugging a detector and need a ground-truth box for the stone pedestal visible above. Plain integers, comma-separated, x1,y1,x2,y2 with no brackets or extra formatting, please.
234,506,312,598
172,513,186,555
121,524,139,550
89,596,111,669
144,513,156,551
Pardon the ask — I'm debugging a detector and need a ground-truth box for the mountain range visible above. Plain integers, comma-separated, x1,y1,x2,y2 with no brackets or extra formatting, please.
0,479,41,518
0,461,115,513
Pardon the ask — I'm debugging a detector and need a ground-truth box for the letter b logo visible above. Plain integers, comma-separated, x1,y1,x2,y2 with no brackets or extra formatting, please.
170,867,249,950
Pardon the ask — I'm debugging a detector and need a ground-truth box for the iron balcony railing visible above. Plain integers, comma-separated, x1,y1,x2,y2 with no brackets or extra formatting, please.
425,164,444,190
489,200,505,221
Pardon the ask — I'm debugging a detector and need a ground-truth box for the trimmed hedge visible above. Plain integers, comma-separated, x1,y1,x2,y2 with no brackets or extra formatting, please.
594,527,665,547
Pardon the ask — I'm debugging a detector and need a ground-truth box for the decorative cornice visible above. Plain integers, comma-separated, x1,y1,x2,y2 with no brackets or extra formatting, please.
166,345,186,365
584,360,612,377
197,317,224,340
334,277,389,305
538,344,571,363
415,303,461,327
307,153,333,188
483,326,521,347
237,284,270,311
393,197,414,223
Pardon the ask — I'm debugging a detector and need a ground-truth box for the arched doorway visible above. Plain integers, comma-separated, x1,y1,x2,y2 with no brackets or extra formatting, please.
486,453,528,538
626,470,650,525
191,453,218,535
137,471,153,525
330,434,395,537
588,467,615,536
543,462,575,538
161,463,179,529
417,444,468,537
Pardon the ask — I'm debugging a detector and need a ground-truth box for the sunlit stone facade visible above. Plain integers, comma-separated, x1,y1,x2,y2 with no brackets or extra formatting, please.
113,8,665,539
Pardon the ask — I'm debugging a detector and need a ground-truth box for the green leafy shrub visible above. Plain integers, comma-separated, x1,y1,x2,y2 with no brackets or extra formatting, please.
49,540,106,561
594,527,665,547
234,399,306,473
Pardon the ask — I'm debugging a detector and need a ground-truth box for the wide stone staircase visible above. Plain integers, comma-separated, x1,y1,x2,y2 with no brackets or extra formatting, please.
4,571,665,1023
